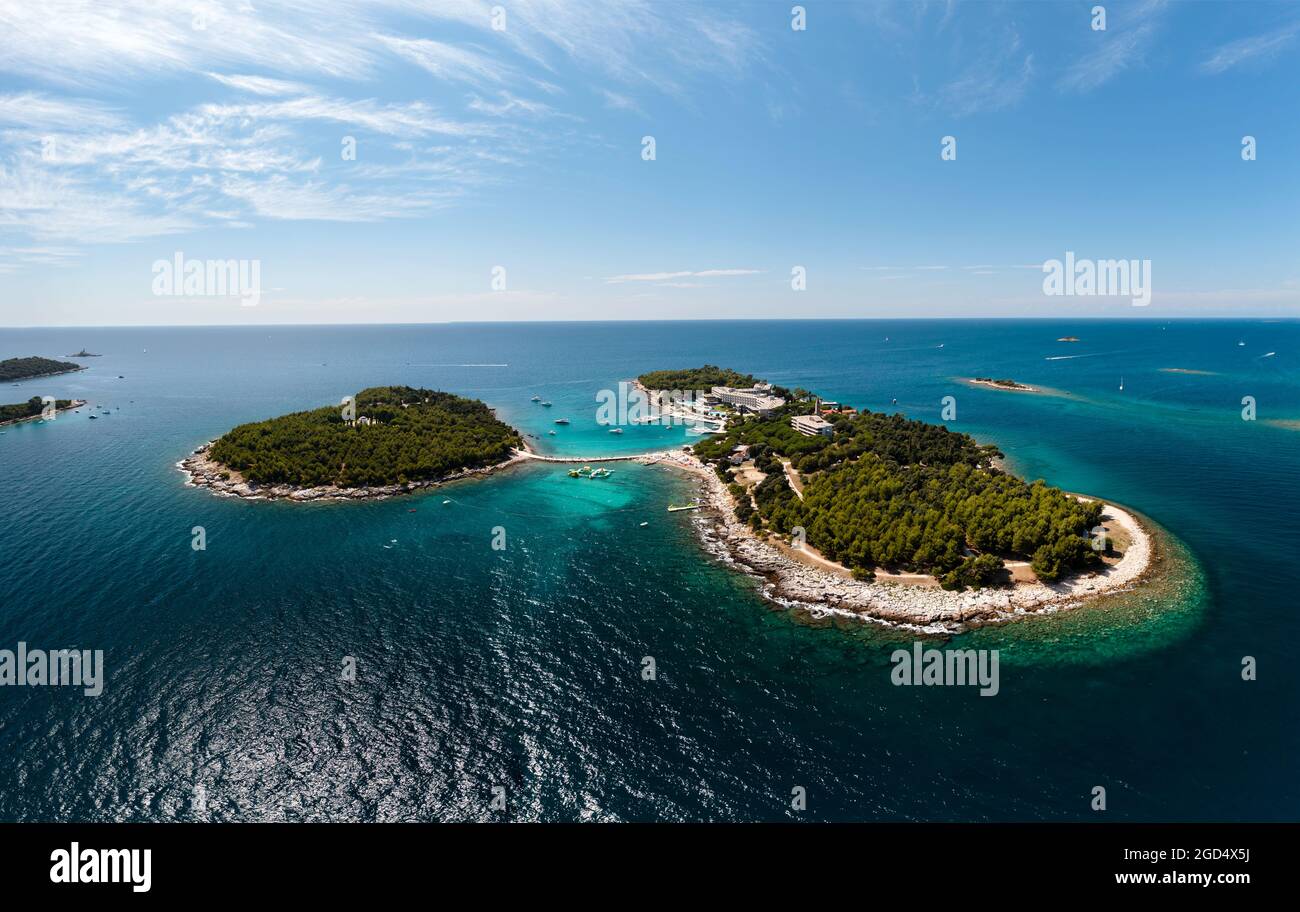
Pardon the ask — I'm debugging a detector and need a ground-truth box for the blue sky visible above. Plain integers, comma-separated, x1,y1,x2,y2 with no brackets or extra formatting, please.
1,0,1298,325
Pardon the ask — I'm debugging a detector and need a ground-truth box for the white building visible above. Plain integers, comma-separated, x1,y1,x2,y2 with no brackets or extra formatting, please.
709,385,785,416
791,414,833,437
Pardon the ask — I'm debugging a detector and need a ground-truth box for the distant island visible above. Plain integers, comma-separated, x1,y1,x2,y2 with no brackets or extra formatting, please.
967,376,1038,392
0,396,85,427
634,365,1155,630
183,386,525,500
0,356,84,383
637,364,759,391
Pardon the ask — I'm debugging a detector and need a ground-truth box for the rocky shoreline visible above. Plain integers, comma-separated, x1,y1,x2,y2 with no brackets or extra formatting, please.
179,441,531,502
655,451,1158,633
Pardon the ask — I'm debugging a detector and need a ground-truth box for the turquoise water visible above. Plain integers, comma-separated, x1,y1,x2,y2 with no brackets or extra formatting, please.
0,320,1296,821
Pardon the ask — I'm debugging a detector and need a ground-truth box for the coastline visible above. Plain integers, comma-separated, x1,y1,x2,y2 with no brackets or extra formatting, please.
0,399,88,428
179,437,534,501
179,423,1161,631
650,449,1159,633
3,366,87,384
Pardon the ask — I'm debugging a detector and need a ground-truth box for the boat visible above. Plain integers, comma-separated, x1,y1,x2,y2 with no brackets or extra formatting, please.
639,522,649,527
547,430,556,436
667,500,702,512
531,396,542,402
88,415,97,420
554,418,570,425
1238,341,1246,347
442,499,451,505
608,428,623,434
541,401,553,407
590,467,612,478
1119,377,1124,391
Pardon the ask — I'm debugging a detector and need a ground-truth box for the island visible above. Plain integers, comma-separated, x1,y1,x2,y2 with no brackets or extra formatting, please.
967,376,1038,392
0,356,84,383
179,373,1158,630
181,385,526,500
636,364,760,391
0,396,86,427
640,366,1155,631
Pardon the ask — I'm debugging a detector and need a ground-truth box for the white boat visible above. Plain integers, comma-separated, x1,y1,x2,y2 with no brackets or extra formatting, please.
1119,377,1124,391
608,428,623,434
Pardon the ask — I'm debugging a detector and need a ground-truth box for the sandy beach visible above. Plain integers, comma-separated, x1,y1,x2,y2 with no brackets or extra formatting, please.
649,449,1156,633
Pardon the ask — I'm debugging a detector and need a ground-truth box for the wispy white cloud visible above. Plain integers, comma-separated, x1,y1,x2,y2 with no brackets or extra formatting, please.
0,93,124,130
206,73,312,96
600,89,644,115
938,30,1034,115
1058,26,1155,92
197,96,492,138
374,34,516,87
0,0,382,87
1201,23,1300,74
606,268,762,284
467,92,563,119
219,174,455,221
0,0,769,269
0,165,197,243
1058,0,1168,93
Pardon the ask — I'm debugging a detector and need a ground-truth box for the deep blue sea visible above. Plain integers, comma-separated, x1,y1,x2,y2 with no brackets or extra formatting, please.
1,320,1297,821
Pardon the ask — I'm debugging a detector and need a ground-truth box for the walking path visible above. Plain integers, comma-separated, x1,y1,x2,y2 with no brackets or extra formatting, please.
513,448,677,464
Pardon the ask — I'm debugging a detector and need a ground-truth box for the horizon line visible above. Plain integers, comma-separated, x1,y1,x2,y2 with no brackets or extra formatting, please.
5,315,1299,330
